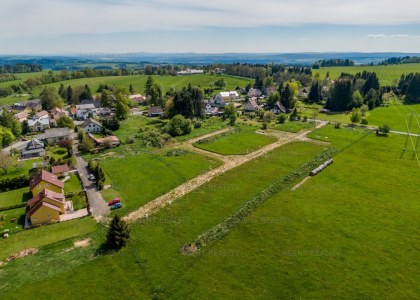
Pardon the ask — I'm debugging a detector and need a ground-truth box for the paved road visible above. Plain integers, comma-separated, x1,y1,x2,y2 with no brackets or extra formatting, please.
73,141,110,220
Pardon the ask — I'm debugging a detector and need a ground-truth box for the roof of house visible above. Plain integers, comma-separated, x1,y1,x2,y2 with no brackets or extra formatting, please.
22,148,45,156
50,107,64,114
51,164,70,174
28,118,50,126
25,99,41,108
76,104,96,110
80,100,101,108
27,200,61,217
14,111,28,120
129,94,146,102
26,139,44,150
218,91,239,98
80,118,103,129
27,188,65,209
274,101,286,113
11,103,27,111
148,106,163,114
246,98,259,109
29,170,64,191
35,110,49,118
40,128,71,139
95,135,120,144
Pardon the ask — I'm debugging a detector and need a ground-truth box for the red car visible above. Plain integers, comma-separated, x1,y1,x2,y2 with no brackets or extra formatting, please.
108,198,121,206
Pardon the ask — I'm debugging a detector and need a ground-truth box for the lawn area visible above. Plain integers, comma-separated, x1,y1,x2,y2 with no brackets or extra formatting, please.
0,217,97,260
0,207,26,234
100,150,222,214
174,133,420,299
63,174,82,194
193,125,277,155
176,117,227,141
0,187,31,210
1,141,326,298
273,120,315,133
314,63,420,86
0,157,42,181
113,115,150,142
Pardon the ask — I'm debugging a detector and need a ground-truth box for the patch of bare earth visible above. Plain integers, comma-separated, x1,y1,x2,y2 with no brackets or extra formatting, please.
180,243,197,255
74,238,91,248
3,248,39,263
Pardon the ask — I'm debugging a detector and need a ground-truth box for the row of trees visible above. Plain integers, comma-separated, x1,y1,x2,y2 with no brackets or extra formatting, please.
398,73,420,103
0,63,42,73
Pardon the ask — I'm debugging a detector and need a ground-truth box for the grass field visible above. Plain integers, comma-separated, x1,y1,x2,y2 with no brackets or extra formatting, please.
301,103,420,132
314,63,420,86
1,141,326,298
193,125,276,155
273,120,315,133
36,74,251,96
0,187,31,210
0,216,97,260
100,150,221,214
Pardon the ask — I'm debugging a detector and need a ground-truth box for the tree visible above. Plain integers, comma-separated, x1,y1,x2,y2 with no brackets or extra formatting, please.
325,79,352,111
116,98,129,120
307,81,322,104
377,124,391,136
0,127,15,147
350,108,361,124
0,110,21,136
164,115,192,137
129,84,134,94
289,108,299,121
266,92,280,107
144,75,154,97
149,83,163,106
80,137,94,152
214,78,227,90
263,111,275,123
40,87,64,110
224,103,236,125
263,76,274,89
364,88,379,110
280,83,296,110
106,214,130,250
352,90,363,107
405,73,420,104
100,90,115,108
278,114,287,124
66,85,73,104
57,116,75,129
0,152,15,174
78,84,93,101
21,120,30,135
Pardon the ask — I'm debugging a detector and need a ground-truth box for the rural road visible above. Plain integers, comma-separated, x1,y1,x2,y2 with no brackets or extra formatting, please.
73,136,109,220
124,121,327,222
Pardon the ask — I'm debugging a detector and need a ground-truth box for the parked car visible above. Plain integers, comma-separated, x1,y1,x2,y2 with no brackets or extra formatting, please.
88,174,95,181
108,198,121,206
110,202,122,210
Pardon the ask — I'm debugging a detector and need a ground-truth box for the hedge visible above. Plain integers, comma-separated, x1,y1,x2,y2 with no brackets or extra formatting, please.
0,175,30,192
190,147,338,250
0,202,26,212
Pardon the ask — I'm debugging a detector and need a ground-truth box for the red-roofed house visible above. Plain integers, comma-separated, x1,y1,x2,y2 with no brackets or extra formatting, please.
29,170,64,197
26,189,66,226
51,164,70,177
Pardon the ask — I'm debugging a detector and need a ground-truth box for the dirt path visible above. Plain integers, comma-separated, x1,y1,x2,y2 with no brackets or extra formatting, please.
124,121,326,222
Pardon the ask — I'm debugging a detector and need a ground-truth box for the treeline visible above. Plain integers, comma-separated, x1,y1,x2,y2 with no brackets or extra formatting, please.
379,56,420,65
312,59,354,68
324,71,382,111
0,63,42,74
0,73,18,83
398,73,420,103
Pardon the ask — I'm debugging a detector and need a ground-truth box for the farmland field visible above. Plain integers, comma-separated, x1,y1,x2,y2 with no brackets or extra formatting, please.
193,125,276,155
100,150,222,214
314,63,420,86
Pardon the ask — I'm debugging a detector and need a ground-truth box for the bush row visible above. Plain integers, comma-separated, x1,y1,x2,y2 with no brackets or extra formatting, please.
0,202,26,212
191,147,338,250
0,175,30,192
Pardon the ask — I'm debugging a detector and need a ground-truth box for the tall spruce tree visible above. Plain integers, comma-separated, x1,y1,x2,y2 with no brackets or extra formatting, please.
106,214,130,250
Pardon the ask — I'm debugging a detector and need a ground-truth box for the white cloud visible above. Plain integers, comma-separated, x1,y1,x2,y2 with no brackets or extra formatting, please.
367,34,420,39
1,0,420,40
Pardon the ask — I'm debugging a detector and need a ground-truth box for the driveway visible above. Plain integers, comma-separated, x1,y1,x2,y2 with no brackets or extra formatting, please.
73,141,110,219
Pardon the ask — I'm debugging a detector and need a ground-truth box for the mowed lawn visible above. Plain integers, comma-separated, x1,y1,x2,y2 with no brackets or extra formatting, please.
2,142,326,298
273,120,315,133
100,151,222,214
314,63,420,86
0,187,31,209
0,217,97,260
194,125,277,155
174,132,420,299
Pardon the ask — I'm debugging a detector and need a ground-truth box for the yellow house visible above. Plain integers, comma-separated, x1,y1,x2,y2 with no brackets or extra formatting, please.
29,170,64,197
27,201,61,226
26,189,66,226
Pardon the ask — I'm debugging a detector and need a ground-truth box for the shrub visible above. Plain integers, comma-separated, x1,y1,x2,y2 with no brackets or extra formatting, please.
164,115,192,137
193,121,202,129
377,124,391,136
334,122,341,129
277,114,287,124
303,116,308,122
165,149,188,157
361,118,368,125
261,122,268,130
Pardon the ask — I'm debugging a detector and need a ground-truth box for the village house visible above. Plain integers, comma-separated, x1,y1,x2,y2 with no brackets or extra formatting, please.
88,133,120,147
244,98,259,112
176,69,205,75
50,107,66,121
211,91,240,108
248,88,262,98
21,139,45,160
25,99,42,112
35,110,49,120
271,101,287,114
51,164,70,177
13,111,28,123
129,94,147,104
26,188,66,226
148,106,164,117
10,102,30,114
39,128,72,145
79,118,103,133
29,170,64,197
205,103,220,116
80,99,101,108
265,86,278,96
28,118,50,132
76,103,97,120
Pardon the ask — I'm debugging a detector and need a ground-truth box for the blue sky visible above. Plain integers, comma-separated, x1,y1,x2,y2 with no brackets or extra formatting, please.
1,0,420,54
